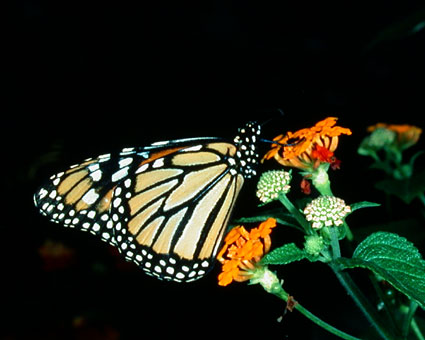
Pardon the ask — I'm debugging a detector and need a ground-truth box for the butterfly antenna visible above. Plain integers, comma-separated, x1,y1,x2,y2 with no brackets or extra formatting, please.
260,108,285,128
260,136,303,147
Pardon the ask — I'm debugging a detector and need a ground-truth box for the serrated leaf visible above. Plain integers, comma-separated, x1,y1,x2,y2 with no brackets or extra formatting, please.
350,201,381,212
337,232,425,310
261,243,315,265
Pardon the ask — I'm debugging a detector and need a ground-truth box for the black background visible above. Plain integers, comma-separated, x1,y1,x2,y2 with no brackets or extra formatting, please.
4,1,425,339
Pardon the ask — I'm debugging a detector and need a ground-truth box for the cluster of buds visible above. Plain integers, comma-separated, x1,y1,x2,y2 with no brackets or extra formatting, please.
303,196,351,229
256,170,292,204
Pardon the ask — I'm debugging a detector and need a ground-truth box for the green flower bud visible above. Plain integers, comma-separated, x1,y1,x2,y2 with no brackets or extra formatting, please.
368,128,396,149
256,170,292,204
303,196,351,229
304,235,325,257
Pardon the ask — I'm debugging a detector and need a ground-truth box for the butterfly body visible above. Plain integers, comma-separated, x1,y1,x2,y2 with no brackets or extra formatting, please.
34,122,261,282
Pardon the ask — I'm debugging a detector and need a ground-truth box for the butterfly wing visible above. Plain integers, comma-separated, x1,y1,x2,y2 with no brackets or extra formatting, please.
33,149,139,246
34,139,244,281
34,122,261,282
110,141,245,282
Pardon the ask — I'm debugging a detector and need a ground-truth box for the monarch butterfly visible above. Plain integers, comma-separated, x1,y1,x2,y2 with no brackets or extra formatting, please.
34,122,261,282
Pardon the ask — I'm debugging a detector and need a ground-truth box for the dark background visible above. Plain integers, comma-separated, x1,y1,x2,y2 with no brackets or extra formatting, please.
4,1,425,339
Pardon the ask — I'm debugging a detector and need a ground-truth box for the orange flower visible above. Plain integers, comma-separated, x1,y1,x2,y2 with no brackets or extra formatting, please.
217,218,277,286
367,123,422,150
263,117,351,170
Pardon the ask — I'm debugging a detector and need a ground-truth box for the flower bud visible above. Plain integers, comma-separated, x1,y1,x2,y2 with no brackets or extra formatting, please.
256,170,292,204
304,235,325,256
303,196,351,229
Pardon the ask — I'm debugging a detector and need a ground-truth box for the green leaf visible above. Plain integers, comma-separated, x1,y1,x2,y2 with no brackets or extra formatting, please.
337,232,425,310
375,169,425,204
350,201,381,212
233,209,302,231
261,243,315,265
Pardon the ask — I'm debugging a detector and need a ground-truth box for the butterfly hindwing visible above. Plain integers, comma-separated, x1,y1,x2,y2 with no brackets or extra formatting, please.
34,151,129,245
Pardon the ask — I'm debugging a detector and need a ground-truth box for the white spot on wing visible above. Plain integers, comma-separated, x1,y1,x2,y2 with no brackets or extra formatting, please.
82,189,99,205
90,169,102,182
135,164,149,174
119,157,133,168
151,140,169,146
88,164,100,172
183,145,202,152
121,147,135,155
113,197,122,208
152,158,164,168
176,272,185,280
112,167,129,182
38,188,48,199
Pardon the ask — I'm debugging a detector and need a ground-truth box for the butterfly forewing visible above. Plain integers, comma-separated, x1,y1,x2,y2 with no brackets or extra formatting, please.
110,142,245,282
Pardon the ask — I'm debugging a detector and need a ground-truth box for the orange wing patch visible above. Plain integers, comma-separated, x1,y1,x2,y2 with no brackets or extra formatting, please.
139,147,185,167
96,186,116,213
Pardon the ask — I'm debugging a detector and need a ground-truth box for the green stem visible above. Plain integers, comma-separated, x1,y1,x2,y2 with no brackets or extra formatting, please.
370,151,382,163
369,274,400,336
258,269,361,340
311,164,333,196
330,262,395,340
278,192,311,234
402,301,418,338
327,223,395,339
329,226,341,259
411,318,425,340
294,301,362,340
402,301,425,340
272,287,360,339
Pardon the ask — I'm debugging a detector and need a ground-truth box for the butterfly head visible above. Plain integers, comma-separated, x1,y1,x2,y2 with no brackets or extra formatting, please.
233,121,261,178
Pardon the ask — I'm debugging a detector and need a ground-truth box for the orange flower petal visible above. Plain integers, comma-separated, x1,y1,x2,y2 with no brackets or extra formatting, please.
218,267,239,286
258,218,277,238
217,219,277,286
263,117,351,170
223,226,244,244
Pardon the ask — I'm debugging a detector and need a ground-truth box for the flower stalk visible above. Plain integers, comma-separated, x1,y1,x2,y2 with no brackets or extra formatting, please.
328,226,341,259
310,164,333,196
255,268,362,340
278,192,312,234
330,261,395,340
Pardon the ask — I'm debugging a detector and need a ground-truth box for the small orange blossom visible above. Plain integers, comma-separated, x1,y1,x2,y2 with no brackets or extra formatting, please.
263,117,351,171
217,218,277,286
